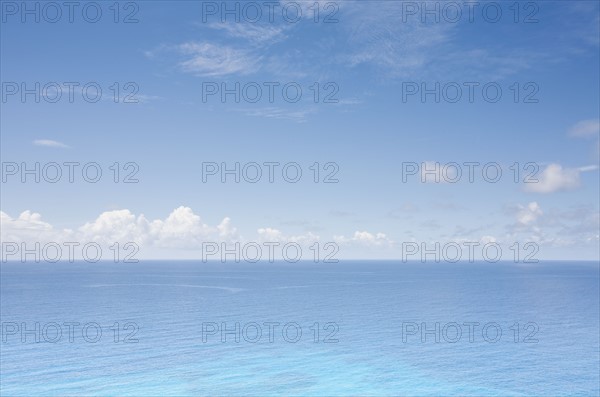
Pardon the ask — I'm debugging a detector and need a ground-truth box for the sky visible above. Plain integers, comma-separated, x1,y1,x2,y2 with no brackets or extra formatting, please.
1,0,599,261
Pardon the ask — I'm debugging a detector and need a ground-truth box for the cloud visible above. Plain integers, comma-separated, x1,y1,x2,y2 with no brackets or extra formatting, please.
1,210,52,234
516,202,543,226
238,106,316,123
341,2,453,78
256,227,320,245
3,204,597,259
1,208,326,257
177,42,261,77
553,208,600,245
149,1,597,89
257,227,284,242
506,202,599,249
569,119,600,138
78,206,217,249
2,207,219,250
217,217,238,240
334,231,393,247
480,235,497,244
207,23,287,46
1,207,404,260
569,119,600,158
0,211,74,244
503,202,545,244
79,209,144,243
336,3,542,81
33,139,69,148
523,164,583,193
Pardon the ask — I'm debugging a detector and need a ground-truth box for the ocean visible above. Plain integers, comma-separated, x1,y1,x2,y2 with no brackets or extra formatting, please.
1,261,599,396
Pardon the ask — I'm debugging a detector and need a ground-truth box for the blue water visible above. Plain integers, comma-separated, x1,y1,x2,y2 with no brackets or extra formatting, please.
1,261,599,396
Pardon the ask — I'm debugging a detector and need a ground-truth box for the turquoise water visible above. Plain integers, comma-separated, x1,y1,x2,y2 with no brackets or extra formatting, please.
1,261,599,396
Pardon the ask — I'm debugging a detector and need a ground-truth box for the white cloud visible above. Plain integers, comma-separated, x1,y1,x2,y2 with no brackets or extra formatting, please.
208,23,287,46
480,235,497,244
239,107,316,123
2,207,220,250
569,119,600,138
1,210,52,234
256,227,320,245
1,208,329,257
503,202,545,245
516,202,543,226
177,42,261,77
33,139,69,148
0,210,74,243
217,217,239,240
79,209,144,243
3,204,597,259
506,202,599,250
157,206,212,246
334,231,393,247
257,227,284,242
523,164,582,193
340,2,453,77
1,207,404,260
77,207,219,249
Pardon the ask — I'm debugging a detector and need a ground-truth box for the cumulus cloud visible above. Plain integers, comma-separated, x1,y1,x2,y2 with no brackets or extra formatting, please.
1,207,329,258
506,202,599,249
77,206,218,249
516,202,543,226
523,164,582,193
569,119,600,138
503,202,546,244
79,209,142,243
480,235,497,244
157,206,214,247
257,227,284,242
0,210,74,244
256,227,320,245
217,217,239,240
1,210,52,235
2,207,220,250
334,231,393,246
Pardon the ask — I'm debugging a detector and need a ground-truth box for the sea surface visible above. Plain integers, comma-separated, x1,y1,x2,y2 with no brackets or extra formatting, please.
1,261,599,396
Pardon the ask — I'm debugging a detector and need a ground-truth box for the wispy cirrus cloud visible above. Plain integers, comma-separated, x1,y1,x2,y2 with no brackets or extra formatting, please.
149,22,289,78
236,106,316,123
33,139,69,148
337,2,455,78
177,42,262,77
206,22,288,46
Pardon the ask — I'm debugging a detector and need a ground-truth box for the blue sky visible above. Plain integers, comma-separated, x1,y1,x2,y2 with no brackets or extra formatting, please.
1,0,599,260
